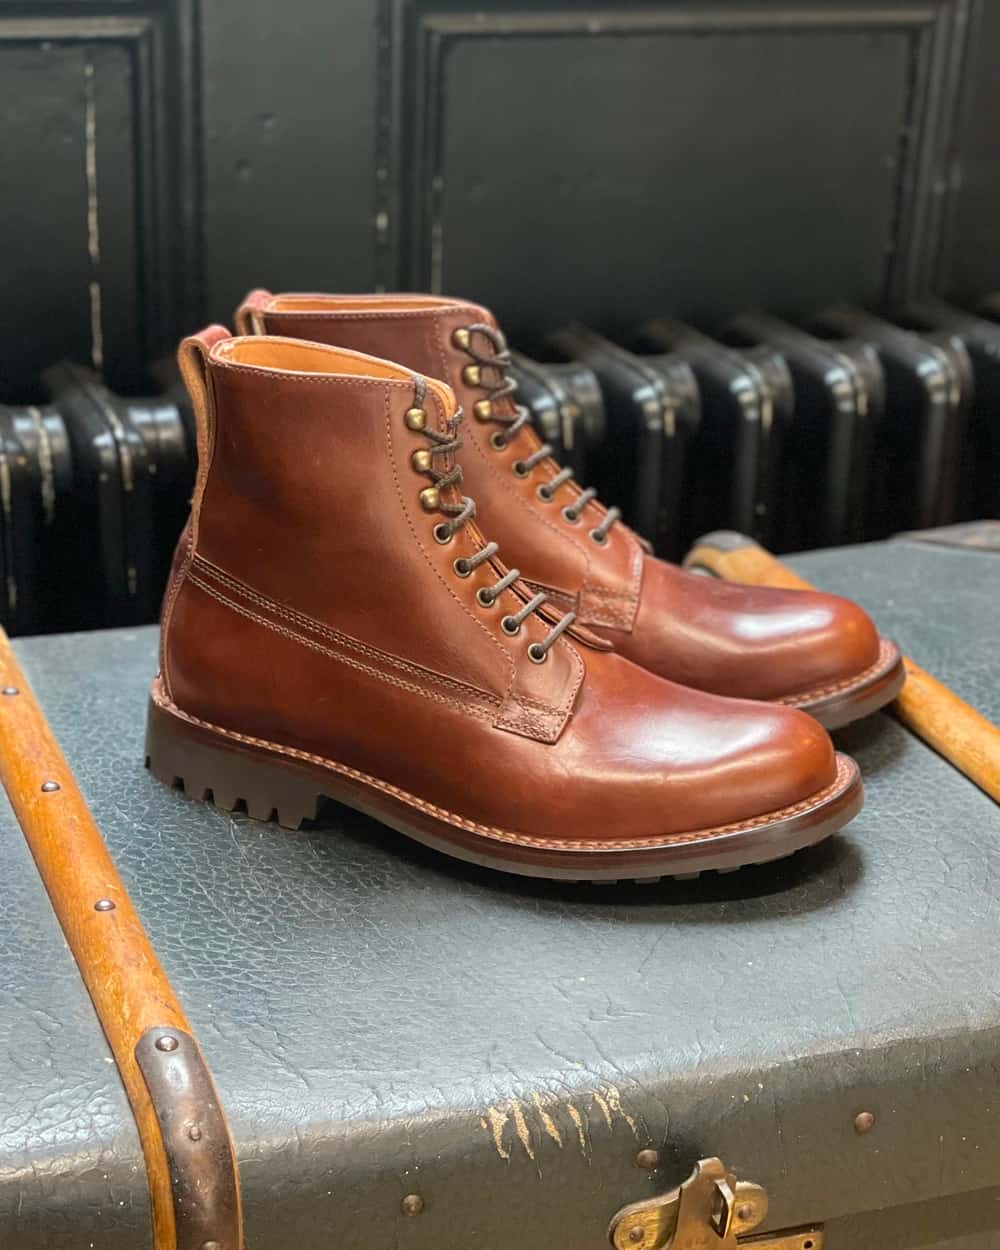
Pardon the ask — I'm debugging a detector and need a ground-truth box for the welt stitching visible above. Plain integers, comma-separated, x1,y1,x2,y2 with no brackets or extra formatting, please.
777,637,897,704
155,685,856,850
187,573,496,721
192,557,498,707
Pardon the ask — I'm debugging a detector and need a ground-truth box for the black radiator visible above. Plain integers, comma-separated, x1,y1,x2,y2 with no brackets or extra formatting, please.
2,298,997,637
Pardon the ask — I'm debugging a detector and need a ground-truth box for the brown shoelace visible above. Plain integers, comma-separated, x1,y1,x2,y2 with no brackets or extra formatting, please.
456,323,621,545
409,376,576,663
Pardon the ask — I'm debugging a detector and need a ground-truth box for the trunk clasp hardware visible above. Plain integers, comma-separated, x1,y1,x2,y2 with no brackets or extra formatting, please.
608,1157,822,1250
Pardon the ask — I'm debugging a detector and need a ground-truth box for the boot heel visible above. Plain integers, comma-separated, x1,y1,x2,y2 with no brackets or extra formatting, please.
144,695,322,830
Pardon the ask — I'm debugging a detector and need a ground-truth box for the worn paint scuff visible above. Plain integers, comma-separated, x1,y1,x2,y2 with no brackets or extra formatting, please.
482,1106,512,1161
531,1090,563,1148
481,1085,642,1162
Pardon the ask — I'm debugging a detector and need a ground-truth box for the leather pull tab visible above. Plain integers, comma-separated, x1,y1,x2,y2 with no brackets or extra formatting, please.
177,325,230,538
234,289,273,335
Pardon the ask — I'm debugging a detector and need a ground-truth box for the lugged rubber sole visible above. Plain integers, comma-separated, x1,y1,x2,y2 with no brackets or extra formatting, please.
787,638,906,730
144,681,863,882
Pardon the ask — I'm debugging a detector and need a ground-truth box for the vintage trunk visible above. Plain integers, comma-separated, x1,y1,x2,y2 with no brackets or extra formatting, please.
2,529,1000,1250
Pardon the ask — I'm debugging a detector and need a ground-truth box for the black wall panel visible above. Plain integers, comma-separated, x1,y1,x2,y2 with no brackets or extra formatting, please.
3,0,1000,387
199,0,379,321
940,0,1000,299
424,19,915,333
1,6,198,400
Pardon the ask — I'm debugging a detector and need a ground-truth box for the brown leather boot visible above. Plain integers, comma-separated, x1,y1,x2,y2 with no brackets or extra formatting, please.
147,328,861,881
235,291,905,729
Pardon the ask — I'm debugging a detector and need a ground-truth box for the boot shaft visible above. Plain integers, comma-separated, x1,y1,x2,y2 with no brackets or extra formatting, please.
235,292,645,630
163,328,583,744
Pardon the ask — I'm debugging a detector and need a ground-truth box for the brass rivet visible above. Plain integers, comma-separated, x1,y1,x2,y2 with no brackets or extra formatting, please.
401,1193,424,1217
473,399,493,421
189,1125,203,1141
2,686,18,696
94,899,116,912
736,1203,754,1222
411,448,432,472
854,1110,875,1134
155,1035,179,1053
452,327,471,350
201,1242,221,1250
405,407,426,431
628,1226,645,1244
462,364,481,386
635,1148,659,1170
41,780,60,793
419,486,440,511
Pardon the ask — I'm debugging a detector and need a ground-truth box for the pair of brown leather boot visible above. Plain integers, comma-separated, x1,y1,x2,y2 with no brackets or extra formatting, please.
146,291,904,881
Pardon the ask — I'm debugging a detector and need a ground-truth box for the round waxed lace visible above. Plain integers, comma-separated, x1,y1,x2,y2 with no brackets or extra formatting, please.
407,375,576,661
455,323,622,543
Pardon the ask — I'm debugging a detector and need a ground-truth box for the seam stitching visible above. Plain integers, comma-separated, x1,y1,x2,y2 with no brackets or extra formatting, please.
186,573,500,720
193,556,498,707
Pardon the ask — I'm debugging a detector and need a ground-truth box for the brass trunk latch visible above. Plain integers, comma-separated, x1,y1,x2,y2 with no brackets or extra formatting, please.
608,1157,822,1250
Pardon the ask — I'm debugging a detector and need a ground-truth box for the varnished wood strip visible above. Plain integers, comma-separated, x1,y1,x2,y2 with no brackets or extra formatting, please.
684,533,1000,805
0,629,242,1250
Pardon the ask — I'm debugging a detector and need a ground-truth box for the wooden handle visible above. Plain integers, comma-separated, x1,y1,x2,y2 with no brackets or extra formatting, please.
684,531,1000,805
0,631,242,1250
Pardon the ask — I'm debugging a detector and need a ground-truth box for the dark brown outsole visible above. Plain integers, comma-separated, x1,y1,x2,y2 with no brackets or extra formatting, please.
789,640,906,730
144,685,863,883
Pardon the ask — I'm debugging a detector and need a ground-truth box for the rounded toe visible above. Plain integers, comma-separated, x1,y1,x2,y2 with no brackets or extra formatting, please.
715,700,839,824
804,592,881,690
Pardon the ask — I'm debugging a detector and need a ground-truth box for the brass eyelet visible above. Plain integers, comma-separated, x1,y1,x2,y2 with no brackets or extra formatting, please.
501,615,521,635
463,364,482,387
405,407,427,431
452,327,471,351
490,431,507,451
589,528,608,545
419,486,440,511
453,557,472,578
537,484,554,502
527,642,548,664
433,523,453,545
562,505,580,525
473,399,493,421
411,448,433,472
512,460,529,478
476,587,496,608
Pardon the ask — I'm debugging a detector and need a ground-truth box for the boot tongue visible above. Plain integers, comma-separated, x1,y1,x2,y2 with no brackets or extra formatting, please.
421,374,468,512
454,314,519,420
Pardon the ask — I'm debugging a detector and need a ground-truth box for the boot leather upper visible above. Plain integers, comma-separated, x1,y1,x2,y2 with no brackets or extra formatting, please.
161,329,841,846
236,292,882,704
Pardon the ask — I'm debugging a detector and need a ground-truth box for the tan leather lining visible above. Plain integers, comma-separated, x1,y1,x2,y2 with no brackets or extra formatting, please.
212,336,455,412
269,295,453,313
